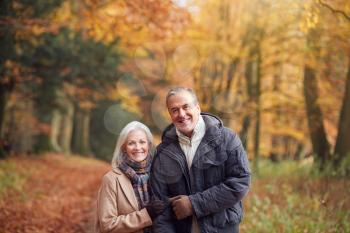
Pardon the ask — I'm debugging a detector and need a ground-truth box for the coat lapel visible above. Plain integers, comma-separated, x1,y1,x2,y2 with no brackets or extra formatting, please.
114,168,139,211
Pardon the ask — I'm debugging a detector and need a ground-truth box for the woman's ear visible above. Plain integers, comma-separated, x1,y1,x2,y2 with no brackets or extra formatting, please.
121,144,126,153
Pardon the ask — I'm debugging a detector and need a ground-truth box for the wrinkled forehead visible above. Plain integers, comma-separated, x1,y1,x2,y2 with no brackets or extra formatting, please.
166,90,197,107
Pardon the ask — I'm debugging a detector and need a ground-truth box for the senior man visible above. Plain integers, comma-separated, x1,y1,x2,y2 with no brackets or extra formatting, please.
150,87,251,233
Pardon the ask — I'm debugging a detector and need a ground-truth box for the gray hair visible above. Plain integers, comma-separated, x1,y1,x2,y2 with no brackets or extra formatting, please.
165,87,199,107
111,121,154,169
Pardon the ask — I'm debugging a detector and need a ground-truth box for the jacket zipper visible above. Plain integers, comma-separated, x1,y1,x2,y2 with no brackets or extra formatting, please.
163,143,192,194
176,143,192,194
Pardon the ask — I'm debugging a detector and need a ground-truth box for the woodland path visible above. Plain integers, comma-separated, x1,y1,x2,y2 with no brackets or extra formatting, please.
0,154,110,233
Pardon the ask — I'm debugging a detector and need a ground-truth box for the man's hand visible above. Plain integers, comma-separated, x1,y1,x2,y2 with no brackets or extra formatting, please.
169,195,194,220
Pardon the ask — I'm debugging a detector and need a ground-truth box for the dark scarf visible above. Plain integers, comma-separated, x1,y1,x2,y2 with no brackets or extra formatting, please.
119,154,152,209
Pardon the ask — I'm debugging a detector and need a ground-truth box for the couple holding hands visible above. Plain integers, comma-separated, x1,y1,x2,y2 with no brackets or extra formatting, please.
95,87,251,233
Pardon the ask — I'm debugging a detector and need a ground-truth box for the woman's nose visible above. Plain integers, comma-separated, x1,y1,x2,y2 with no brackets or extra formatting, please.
135,143,141,149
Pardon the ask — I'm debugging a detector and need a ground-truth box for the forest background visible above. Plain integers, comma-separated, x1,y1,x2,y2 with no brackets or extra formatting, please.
0,0,349,232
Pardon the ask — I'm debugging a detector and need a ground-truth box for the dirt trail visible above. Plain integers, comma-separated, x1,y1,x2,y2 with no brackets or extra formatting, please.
0,154,110,233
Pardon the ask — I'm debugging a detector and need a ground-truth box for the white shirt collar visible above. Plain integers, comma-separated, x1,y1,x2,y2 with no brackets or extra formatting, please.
176,115,205,145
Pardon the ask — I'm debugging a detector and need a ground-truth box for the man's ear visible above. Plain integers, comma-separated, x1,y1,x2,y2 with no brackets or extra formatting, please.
196,103,201,113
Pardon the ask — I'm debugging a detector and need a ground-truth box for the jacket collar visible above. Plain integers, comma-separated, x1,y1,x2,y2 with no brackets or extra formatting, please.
159,113,226,172
162,112,223,146
112,167,139,210
176,115,205,145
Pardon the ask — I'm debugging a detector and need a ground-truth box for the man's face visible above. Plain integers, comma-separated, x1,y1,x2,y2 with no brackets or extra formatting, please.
167,91,200,138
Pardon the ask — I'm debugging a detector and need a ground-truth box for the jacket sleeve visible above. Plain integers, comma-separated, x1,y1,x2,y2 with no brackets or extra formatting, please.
189,133,251,218
96,174,152,233
150,152,176,233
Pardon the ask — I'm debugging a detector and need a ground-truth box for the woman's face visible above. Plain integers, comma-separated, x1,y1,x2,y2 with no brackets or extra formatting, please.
124,129,149,162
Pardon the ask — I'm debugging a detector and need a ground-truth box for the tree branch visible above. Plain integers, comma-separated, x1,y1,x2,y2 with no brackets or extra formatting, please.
318,0,350,22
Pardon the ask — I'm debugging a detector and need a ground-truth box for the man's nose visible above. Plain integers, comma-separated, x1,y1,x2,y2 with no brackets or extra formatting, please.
178,108,186,116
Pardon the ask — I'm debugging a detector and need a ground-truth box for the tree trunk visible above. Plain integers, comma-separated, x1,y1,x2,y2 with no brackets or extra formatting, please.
226,58,239,93
253,43,262,175
0,1,15,138
241,38,255,155
81,110,92,156
34,110,54,154
71,106,92,156
33,76,60,153
0,86,9,138
50,109,62,152
240,115,251,149
294,142,304,161
303,65,330,169
59,99,74,154
334,51,350,165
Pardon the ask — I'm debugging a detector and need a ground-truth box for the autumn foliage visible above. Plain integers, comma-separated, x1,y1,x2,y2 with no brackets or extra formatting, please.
1,1,350,232
0,154,110,233
0,155,349,232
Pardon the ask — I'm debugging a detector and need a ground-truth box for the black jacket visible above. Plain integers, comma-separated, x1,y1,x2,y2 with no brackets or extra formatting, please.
150,113,251,233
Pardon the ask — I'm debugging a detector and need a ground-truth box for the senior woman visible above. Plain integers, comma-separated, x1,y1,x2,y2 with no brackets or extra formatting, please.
95,121,165,233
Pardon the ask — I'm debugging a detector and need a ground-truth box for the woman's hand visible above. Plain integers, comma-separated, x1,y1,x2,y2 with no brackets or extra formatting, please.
145,199,166,219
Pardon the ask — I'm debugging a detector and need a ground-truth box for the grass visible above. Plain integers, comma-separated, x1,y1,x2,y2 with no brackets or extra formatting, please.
241,159,350,233
253,157,313,178
0,161,26,197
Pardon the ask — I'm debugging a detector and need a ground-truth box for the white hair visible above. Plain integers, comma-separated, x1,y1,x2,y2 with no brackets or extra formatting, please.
111,121,154,169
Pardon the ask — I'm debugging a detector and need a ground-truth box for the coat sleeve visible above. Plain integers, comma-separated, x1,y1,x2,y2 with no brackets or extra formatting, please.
189,132,251,218
150,151,177,233
96,173,152,233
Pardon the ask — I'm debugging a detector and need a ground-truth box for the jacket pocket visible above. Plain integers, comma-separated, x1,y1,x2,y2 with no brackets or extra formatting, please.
200,150,228,167
200,151,227,188
212,203,242,228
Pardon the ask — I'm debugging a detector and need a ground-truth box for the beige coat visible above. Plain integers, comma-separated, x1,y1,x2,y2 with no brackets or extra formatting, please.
95,168,152,233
